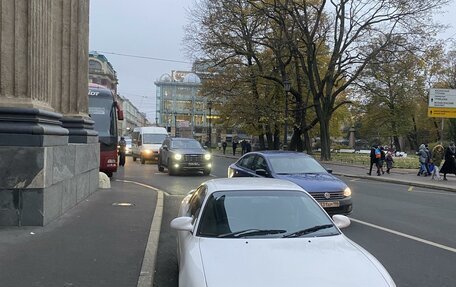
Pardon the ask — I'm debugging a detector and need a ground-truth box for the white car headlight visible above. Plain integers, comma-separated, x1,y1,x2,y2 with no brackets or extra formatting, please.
143,149,152,154
204,153,211,160
174,153,182,160
343,187,352,197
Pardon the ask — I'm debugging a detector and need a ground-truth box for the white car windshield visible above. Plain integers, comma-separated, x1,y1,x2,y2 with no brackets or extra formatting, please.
171,140,202,149
197,190,338,238
143,134,167,144
269,155,328,174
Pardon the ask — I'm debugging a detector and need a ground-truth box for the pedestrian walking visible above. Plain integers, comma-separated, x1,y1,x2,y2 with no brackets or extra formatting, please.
440,142,456,180
417,144,429,176
118,136,127,167
425,144,432,175
378,146,386,175
222,141,227,155
241,140,247,155
232,140,238,156
245,140,252,153
385,151,394,174
367,145,380,176
431,144,444,180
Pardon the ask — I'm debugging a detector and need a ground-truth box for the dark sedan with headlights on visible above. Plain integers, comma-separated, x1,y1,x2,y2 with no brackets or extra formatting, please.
228,151,352,215
158,137,212,176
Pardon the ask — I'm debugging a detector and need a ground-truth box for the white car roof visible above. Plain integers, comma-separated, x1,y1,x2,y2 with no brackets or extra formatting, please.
204,178,305,194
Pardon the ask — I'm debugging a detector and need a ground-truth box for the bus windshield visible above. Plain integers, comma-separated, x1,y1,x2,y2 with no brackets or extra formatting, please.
89,96,116,137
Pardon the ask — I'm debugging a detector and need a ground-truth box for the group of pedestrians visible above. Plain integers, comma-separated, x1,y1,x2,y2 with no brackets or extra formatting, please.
367,143,456,180
367,145,394,176
230,139,251,156
417,142,456,181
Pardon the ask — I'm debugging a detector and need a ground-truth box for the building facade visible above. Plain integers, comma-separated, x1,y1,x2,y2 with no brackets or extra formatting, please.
118,95,150,136
155,71,216,143
89,52,118,94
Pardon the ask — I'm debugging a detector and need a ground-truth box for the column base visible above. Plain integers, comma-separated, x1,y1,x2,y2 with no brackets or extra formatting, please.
0,107,68,147
61,116,98,144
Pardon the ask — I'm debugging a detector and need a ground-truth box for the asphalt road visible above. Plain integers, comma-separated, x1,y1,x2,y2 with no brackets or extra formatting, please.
116,156,456,287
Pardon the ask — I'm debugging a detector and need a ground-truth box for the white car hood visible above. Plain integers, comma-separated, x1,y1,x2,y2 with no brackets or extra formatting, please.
199,235,394,287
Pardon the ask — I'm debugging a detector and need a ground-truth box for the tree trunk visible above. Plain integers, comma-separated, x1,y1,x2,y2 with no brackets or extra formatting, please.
273,124,281,150
303,129,312,154
266,131,274,150
393,136,401,152
258,134,266,150
320,117,331,160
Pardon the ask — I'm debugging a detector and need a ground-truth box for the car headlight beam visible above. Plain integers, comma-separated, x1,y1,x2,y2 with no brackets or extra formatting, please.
174,153,182,160
343,187,352,197
204,153,211,160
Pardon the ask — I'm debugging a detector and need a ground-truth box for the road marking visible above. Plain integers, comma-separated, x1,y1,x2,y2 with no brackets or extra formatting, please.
350,178,360,182
115,180,165,287
408,186,414,192
350,217,456,253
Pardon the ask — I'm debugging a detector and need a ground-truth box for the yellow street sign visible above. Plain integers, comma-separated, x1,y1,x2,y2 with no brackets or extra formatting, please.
428,107,456,118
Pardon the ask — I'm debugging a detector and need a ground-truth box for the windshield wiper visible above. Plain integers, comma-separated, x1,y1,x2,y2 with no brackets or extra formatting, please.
218,229,286,238
282,224,334,238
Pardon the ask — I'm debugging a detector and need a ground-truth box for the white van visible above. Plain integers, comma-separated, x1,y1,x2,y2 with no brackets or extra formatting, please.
131,126,169,164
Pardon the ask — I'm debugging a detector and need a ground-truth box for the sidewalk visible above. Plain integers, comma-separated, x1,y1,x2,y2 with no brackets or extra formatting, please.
0,180,158,287
212,149,456,193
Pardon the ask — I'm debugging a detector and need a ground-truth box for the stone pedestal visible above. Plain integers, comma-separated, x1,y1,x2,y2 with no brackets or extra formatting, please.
0,143,99,226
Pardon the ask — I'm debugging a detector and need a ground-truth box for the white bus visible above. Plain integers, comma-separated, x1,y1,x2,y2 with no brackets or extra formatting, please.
131,126,168,164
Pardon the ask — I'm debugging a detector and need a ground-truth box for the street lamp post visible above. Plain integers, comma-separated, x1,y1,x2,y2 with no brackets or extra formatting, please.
283,79,291,149
207,101,212,149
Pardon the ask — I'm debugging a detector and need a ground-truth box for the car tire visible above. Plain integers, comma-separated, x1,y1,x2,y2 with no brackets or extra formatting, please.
140,156,145,164
106,172,113,178
168,160,176,175
158,159,164,172
203,169,211,176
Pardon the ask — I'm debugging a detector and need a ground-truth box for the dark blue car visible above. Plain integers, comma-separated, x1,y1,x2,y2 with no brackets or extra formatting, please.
228,151,353,215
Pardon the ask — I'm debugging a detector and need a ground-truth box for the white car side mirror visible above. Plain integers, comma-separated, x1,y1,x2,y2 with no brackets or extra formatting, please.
170,217,194,232
332,214,351,229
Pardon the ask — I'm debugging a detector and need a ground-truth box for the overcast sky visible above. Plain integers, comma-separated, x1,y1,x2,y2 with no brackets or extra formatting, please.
89,0,456,122
89,0,193,122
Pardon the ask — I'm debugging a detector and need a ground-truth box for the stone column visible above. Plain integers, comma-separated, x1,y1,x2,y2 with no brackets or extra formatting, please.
0,0,99,227
53,0,96,143
349,127,356,149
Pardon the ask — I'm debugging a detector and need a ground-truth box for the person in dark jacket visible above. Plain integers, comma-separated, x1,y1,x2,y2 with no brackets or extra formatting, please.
232,140,238,156
118,136,127,167
440,142,456,180
367,145,379,176
245,140,252,153
222,141,227,155
378,146,386,175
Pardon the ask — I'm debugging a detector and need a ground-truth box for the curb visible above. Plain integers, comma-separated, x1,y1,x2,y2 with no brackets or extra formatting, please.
115,180,165,287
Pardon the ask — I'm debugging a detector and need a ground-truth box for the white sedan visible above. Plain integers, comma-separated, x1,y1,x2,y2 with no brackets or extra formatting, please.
171,178,396,287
